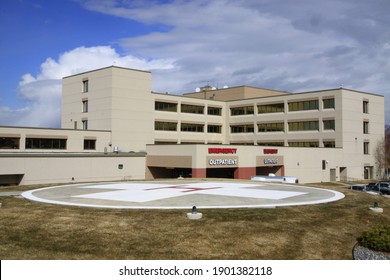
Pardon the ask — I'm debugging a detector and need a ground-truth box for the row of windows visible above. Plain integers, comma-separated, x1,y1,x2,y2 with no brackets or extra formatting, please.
160,140,337,148
257,120,335,132
258,120,335,132
155,98,336,116
256,140,370,152
231,98,336,116
155,122,222,133
151,139,369,151
155,120,336,133
284,141,333,148
4,135,368,151
157,119,369,134
0,137,96,150
233,141,336,148
155,102,222,115
25,138,67,150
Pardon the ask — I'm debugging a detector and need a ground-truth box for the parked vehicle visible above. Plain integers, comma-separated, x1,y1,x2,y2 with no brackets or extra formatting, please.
251,174,299,183
376,182,390,195
365,182,377,191
349,181,390,195
349,185,367,191
368,182,390,195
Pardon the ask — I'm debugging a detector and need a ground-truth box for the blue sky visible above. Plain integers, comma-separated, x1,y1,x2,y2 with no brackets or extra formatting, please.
1,0,389,127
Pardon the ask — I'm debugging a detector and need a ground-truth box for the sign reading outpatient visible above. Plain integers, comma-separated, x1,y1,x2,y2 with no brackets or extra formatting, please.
207,156,238,167
209,158,238,166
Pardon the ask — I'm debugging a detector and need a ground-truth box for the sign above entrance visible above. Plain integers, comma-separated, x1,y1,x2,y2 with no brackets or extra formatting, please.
207,156,239,168
257,156,284,166
209,158,238,166
208,148,237,154
264,148,278,154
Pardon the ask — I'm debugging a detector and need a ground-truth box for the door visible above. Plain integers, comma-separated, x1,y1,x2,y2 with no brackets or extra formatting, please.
330,169,336,181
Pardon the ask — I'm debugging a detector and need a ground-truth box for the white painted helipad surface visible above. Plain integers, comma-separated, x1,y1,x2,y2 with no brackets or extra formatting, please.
22,180,344,209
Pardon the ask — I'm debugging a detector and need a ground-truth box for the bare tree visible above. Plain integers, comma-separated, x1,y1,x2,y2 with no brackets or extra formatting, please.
374,137,386,179
386,127,390,179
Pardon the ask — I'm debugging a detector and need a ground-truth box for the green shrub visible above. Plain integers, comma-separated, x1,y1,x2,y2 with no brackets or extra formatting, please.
357,225,390,252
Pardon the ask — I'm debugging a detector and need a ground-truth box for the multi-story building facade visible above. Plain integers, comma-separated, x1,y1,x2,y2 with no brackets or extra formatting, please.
0,66,385,185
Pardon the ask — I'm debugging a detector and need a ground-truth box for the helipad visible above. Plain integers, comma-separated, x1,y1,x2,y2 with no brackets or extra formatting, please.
21,180,344,209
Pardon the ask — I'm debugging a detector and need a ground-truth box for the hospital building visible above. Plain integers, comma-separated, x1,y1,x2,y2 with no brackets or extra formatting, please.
0,66,385,185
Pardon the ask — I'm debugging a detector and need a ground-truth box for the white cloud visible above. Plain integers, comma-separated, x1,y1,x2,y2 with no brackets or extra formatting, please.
82,0,390,123
1,46,174,127
2,0,389,126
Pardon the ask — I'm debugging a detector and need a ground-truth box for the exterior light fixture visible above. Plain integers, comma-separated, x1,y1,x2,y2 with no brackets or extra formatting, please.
369,201,383,213
187,205,202,219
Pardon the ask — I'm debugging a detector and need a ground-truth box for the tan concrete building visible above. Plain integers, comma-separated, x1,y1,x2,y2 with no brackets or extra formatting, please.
0,66,385,185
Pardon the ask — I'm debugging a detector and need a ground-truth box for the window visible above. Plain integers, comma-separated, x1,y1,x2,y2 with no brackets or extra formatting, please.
364,142,370,154
230,106,254,116
322,160,327,170
323,120,335,130
323,141,336,148
84,139,96,150
82,120,88,130
230,124,254,133
288,141,319,147
323,98,335,109
181,104,204,114
258,103,284,114
0,137,20,149
363,101,369,113
288,100,319,111
82,100,88,113
258,122,284,132
363,121,369,134
257,142,284,146
82,80,89,93
207,106,222,115
155,121,177,131
207,125,222,133
181,123,204,132
25,138,67,149
155,101,177,112
288,121,319,131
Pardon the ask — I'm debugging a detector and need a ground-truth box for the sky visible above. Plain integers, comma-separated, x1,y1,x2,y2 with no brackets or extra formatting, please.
0,0,389,127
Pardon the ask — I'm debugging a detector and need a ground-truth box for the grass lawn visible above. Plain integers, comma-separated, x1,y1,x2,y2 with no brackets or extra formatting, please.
0,182,389,260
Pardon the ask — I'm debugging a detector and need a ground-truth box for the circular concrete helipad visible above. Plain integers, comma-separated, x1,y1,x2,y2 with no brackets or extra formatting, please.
21,180,345,209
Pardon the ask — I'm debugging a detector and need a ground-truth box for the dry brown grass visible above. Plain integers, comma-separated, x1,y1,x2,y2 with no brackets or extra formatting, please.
0,182,389,260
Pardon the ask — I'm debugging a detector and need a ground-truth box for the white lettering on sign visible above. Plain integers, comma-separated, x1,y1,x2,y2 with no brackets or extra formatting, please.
209,159,238,166
264,158,278,164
